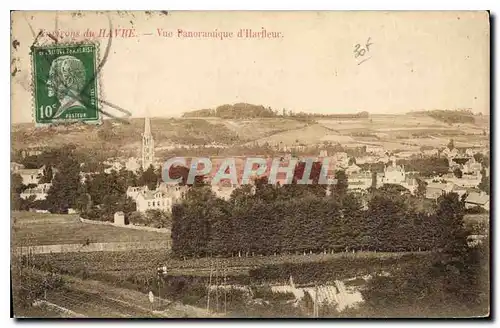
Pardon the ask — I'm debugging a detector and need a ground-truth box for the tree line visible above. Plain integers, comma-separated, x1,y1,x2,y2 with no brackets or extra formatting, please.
181,102,369,120
171,163,466,258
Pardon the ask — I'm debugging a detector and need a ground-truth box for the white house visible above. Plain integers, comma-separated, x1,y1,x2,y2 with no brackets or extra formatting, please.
425,182,454,200
382,162,406,184
441,147,459,159
10,162,25,172
399,178,418,194
157,183,187,198
345,163,362,175
461,157,482,175
130,183,187,213
334,152,349,167
348,172,373,191
127,185,149,200
17,167,44,185
104,161,124,174
465,192,490,211
319,149,328,157
447,173,482,188
135,190,176,213
20,183,52,200
465,148,475,157
114,211,125,225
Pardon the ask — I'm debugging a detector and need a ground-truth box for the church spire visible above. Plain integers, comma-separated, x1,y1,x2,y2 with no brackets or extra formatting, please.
144,117,151,135
141,116,154,170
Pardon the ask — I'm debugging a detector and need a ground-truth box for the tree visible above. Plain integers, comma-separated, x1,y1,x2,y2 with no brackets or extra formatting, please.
330,170,348,201
453,168,463,178
39,165,53,184
144,209,172,229
168,165,205,186
171,186,217,257
128,211,145,225
447,139,455,151
11,173,25,211
360,191,487,317
378,183,411,196
434,192,467,256
366,190,409,251
44,150,82,214
416,178,427,199
139,165,159,190
370,171,378,191
478,168,490,195
473,152,485,164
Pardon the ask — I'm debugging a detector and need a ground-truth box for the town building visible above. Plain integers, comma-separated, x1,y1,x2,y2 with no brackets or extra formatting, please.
465,148,475,157
114,211,125,225
441,147,459,167
20,147,43,159
425,182,454,200
382,162,406,184
128,183,187,213
17,167,44,185
135,189,176,213
126,185,149,200
347,171,373,191
20,183,52,201
398,177,418,194
319,149,328,157
10,162,25,172
465,191,490,211
461,157,482,175
446,173,482,188
104,161,124,174
345,163,362,175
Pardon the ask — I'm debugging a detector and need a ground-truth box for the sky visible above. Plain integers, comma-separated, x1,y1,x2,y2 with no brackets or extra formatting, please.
11,11,490,123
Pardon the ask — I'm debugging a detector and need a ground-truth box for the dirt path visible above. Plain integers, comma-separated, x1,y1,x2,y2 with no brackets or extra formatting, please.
45,275,217,318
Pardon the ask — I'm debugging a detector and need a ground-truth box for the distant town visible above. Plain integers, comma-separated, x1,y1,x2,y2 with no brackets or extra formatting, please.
11,109,490,224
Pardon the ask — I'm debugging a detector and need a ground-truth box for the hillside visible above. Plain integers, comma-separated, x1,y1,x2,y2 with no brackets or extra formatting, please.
406,109,480,125
11,113,490,157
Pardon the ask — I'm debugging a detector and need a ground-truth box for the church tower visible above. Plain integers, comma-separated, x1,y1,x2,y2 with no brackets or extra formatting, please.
141,117,154,170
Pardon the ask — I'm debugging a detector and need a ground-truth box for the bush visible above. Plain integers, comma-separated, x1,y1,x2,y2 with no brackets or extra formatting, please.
249,254,432,285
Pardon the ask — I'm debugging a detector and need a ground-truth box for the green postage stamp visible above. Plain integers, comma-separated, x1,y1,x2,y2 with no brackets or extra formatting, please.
31,43,100,124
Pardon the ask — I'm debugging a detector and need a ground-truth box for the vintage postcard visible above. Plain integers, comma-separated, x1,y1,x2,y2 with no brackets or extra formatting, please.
10,11,490,318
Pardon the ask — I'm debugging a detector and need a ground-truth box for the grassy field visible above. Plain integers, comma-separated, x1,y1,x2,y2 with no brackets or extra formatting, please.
11,212,169,247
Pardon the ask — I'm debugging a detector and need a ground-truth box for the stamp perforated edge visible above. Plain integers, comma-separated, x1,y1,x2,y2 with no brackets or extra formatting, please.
30,40,103,127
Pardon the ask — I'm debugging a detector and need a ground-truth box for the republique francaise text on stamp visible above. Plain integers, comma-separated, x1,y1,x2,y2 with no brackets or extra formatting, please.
31,43,100,124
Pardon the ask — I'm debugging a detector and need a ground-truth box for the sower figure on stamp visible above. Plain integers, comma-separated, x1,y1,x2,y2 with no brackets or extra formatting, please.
47,55,87,118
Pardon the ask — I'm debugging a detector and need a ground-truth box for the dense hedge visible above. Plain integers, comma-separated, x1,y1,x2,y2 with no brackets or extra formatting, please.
248,253,432,285
172,181,465,258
